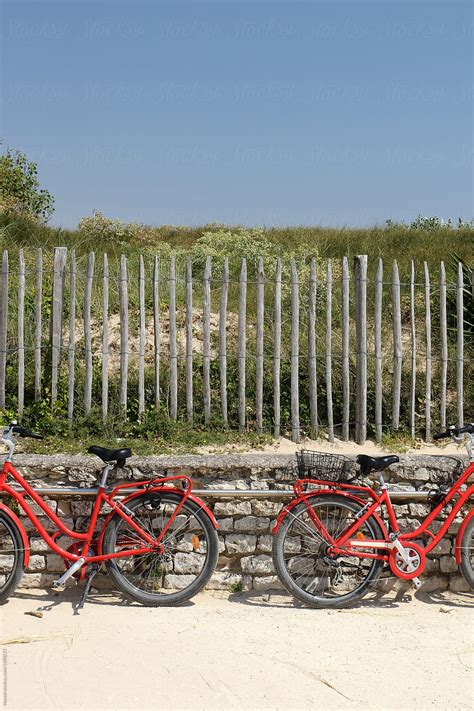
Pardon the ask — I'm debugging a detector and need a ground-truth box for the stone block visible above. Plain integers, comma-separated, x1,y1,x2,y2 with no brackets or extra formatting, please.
430,538,452,557
46,554,65,573
440,555,458,573
22,516,57,533
251,501,282,517
71,501,93,516
419,575,448,592
27,499,57,516
226,534,257,555
27,555,46,572
57,501,72,517
213,501,252,517
409,503,431,518
207,572,252,591
164,574,195,590
30,537,49,553
174,552,206,575
234,516,270,533
215,556,236,571
216,517,233,532
449,575,471,592
257,535,273,553
253,576,284,591
424,557,439,574
240,554,274,575
20,573,57,589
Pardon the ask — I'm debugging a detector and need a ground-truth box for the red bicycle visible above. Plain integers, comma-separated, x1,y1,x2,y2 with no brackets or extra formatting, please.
0,422,219,607
272,424,474,607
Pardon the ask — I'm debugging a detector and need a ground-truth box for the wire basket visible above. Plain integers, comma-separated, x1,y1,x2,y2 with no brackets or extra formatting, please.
295,450,355,483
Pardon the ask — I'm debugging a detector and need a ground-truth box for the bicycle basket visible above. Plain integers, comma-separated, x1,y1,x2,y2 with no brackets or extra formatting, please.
295,450,355,483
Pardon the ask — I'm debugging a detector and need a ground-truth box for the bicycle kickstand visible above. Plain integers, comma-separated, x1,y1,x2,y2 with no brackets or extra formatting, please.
78,564,100,610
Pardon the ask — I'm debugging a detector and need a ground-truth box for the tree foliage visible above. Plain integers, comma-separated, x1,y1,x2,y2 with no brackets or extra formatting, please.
0,146,54,222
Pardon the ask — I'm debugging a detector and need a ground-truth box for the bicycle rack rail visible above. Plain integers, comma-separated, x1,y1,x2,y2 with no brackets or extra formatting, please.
0,486,432,500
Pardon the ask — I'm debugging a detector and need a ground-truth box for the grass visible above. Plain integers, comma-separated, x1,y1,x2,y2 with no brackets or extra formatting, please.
1,215,473,271
228,580,244,594
16,428,272,456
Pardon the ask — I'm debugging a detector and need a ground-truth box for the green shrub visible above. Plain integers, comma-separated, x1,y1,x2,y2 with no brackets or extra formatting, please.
0,147,54,222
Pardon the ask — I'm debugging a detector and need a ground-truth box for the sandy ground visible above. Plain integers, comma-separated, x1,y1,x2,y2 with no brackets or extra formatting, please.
198,434,469,458
0,588,472,710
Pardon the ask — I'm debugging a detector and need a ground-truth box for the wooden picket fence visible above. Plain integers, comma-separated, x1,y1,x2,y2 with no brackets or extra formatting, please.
0,247,471,443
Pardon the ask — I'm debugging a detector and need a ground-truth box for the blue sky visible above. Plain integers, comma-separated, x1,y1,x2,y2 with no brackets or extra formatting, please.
1,1,472,228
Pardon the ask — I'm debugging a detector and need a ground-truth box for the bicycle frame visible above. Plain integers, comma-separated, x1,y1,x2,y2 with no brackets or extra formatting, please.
274,461,474,567
0,459,216,571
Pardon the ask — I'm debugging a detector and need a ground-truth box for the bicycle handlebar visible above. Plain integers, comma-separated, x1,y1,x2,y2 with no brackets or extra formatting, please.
433,423,474,441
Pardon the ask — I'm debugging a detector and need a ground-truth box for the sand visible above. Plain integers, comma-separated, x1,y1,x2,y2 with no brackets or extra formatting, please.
1,588,473,710
198,434,469,459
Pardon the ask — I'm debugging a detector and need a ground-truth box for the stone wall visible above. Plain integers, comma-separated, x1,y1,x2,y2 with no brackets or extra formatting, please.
5,452,472,594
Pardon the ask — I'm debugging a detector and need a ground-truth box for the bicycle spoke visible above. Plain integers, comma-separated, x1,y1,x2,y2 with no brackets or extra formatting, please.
279,499,380,601
108,496,211,598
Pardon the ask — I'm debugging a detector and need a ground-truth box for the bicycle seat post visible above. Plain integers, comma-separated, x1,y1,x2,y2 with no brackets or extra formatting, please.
377,472,387,490
99,463,112,488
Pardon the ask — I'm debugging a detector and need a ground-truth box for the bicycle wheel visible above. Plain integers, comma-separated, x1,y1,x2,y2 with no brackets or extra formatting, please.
272,494,384,608
459,517,474,589
102,492,218,605
0,512,25,603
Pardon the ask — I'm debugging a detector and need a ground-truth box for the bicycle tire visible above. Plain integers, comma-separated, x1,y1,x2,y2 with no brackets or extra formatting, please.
102,492,218,606
0,512,25,603
459,517,474,589
272,494,385,608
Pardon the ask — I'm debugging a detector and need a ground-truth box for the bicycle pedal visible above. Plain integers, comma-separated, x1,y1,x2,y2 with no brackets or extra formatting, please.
51,581,66,593
412,577,422,589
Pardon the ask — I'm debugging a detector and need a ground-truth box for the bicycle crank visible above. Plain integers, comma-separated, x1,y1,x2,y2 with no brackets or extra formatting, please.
389,540,425,587
52,557,86,592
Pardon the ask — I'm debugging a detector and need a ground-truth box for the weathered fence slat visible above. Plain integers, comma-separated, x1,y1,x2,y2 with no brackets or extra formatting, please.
138,255,146,416
409,260,416,439
219,258,229,427
374,258,383,442
0,251,7,410
101,254,109,422
424,262,432,440
153,256,160,409
119,255,129,411
51,247,67,405
255,258,265,434
17,250,25,415
34,248,43,401
273,258,282,438
67,250,76,421
185,257,193,424
308,257,318,438
326,260,334,443
203,256,212,424
456,262,464,427
169,256,178,419
83,252,95,415
354,255,367,444
3,251,469,441
341,256,350,442
391,260,402,431
238,259,247,431
290,259,300,443
439,262,448,429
